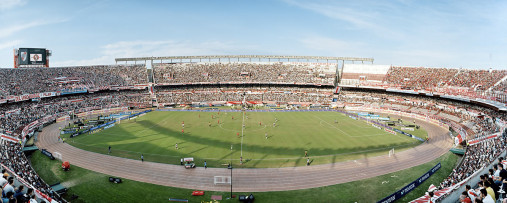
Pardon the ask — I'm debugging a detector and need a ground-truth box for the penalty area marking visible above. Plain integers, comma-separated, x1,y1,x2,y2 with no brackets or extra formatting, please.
314,116,388,138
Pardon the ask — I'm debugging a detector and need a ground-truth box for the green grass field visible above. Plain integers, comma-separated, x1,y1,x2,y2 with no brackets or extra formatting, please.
29,151,458,203
64,110,425,168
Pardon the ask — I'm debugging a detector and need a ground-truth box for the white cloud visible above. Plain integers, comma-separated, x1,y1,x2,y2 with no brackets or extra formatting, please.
283,0,405,39
0,19,68,39
0,40,21,50
0,0,25,10
297,36,372,59
52,40,260,67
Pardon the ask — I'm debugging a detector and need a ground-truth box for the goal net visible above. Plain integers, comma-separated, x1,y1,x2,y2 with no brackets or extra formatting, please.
53,152,62,161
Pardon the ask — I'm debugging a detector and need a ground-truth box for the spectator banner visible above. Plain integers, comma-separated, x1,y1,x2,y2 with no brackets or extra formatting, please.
455,133,464,145
60,88,88,95
468,132,500,145
56,115,70,122
0,133,20,143
378,163,441,203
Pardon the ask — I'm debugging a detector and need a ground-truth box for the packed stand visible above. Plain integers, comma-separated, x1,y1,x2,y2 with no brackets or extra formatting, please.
441,138,506,189
449,69,507,91
492,79,507,93
382,67,507,92
382,67,458,89
1,142,61,202
153,63,336,85
0,90,150,136
0,65,148,98
155,86,333,104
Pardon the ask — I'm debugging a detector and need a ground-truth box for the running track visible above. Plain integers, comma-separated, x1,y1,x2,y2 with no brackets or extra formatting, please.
36,113,452,192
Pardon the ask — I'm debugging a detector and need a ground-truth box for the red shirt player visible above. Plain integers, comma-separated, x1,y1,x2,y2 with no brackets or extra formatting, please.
237,132,240,137
181,129,184,134
218,119,220,124
259,121,262,126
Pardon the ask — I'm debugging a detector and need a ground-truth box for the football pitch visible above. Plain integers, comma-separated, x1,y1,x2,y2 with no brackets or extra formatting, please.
65,110,425,168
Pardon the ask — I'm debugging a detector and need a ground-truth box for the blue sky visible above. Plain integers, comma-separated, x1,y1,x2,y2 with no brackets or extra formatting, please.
0,0,506,69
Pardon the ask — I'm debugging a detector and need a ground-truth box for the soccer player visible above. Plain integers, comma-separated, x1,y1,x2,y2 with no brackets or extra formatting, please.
181,129,184,134
175,143,178,150
237,132,240,138
208,122,211,127
141,154,144,162
265,132,268,139
259,121,262,126
273,122,276,127
305,150,308,157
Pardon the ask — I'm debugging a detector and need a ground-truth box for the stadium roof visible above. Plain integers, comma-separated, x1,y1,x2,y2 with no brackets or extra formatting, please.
115,55,374,63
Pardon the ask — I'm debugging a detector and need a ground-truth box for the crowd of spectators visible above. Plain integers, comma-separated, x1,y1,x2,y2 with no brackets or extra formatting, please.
449,69,507,91
492,80,507,93
153,63,336,85
382,67,507,91
0,65,148,98
155,86,333,104
442,138,506,189
382,67,458,89
1,143,57,202
0,90,150,137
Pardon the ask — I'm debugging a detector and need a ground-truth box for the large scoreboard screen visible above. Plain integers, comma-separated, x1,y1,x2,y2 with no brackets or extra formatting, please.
17,48,47,66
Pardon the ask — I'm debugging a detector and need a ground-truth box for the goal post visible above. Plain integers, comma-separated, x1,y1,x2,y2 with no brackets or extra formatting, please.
53,152,62,161
388,148,395,157
214,176,231,185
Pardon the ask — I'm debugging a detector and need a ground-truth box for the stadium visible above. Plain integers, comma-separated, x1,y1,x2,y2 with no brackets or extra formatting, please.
0,53,505,202
1,1,507,203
